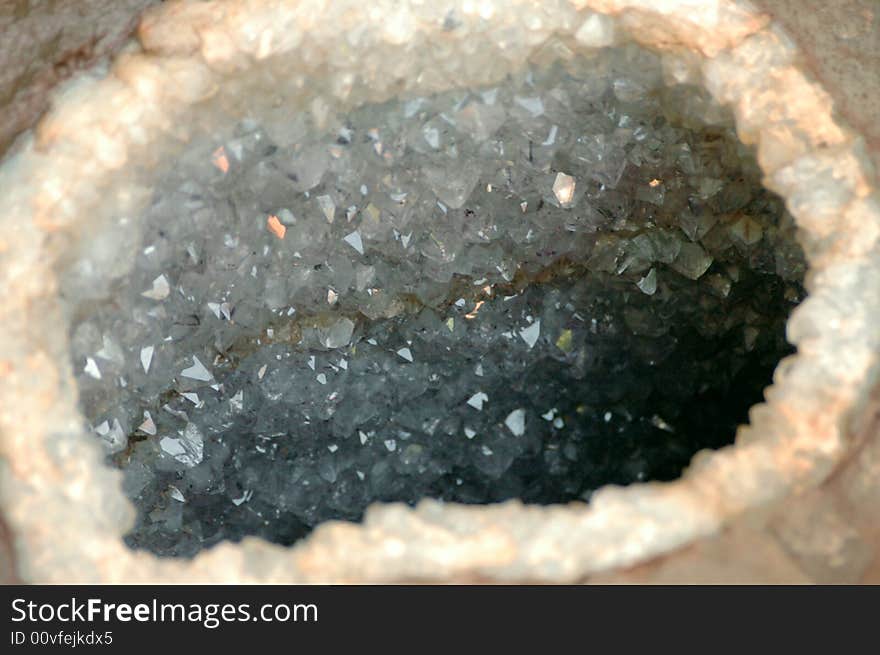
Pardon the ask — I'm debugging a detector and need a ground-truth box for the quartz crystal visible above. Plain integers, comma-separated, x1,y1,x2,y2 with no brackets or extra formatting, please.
66,48,806,558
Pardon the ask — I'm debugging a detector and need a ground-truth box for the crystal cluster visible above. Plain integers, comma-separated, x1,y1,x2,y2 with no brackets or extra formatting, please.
66,46,805,557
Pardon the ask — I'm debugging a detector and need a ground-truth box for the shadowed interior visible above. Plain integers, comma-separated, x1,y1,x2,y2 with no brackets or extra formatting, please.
63,48,806,557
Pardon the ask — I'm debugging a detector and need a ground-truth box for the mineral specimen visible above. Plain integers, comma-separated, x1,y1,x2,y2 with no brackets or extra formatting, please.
65,47,806,557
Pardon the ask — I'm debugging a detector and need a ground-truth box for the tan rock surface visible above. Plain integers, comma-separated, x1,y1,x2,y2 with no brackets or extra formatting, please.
0,0,157,159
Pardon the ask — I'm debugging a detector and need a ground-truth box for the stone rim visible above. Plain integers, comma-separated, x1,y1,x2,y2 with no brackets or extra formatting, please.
0,0,877,582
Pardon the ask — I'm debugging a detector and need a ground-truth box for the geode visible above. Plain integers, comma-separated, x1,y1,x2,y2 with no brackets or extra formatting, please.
66,49,807,558
0,0,878,583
